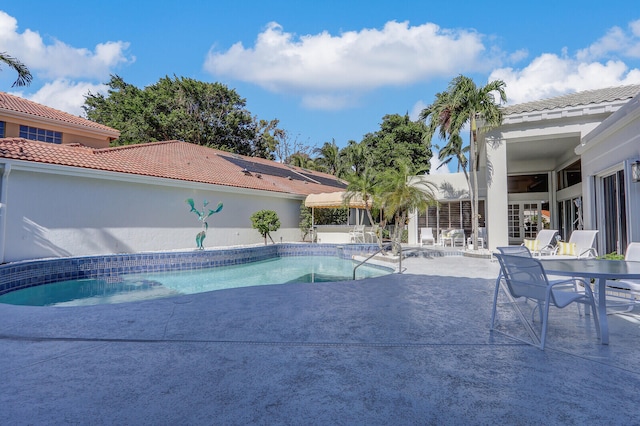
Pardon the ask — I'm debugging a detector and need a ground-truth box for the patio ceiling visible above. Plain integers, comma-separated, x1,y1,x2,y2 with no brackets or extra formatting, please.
505,136,580,167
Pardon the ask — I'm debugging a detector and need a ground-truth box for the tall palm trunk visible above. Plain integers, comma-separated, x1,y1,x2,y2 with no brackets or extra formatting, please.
470,115,479,251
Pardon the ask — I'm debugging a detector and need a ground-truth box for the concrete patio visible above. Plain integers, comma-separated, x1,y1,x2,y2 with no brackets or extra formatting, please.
2,253,640,424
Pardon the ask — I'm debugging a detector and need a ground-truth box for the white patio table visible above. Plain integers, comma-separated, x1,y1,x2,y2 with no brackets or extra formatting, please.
540,258,640,344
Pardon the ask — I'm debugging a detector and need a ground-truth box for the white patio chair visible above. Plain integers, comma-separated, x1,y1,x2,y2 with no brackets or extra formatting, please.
365,224,380,244
605,242,640,312
349,224,366,243
442,229,465,247
521,229,558,256
544,230,598,259
467,227,487,249
419,227,435,246
492,253,600,350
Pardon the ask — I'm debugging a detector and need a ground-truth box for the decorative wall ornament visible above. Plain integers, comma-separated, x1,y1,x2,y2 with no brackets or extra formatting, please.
186,198,223,249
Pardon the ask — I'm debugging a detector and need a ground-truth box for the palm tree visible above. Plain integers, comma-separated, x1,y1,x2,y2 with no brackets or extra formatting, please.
377,160,437,253
343,167,378,232
313,139,341,175
287,152,316,169
420,75,506,250
0,52,32,87
339,140,369,178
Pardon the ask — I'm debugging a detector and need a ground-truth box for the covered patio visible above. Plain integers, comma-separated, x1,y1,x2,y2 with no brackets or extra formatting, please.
305,191,373,243
2,254,639,424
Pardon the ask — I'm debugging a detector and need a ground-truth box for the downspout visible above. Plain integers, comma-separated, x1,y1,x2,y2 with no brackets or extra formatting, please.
0,163,11,264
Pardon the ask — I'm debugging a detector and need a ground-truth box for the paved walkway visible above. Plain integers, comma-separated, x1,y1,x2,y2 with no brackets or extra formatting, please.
2,254,640,424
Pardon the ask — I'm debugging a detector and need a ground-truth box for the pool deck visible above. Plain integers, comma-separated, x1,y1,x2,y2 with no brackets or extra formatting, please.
2,249,640,424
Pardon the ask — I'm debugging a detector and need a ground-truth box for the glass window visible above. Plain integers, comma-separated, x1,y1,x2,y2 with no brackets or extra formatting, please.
0,121,5,137
19,125,62,144
508,174,549,193
557,160,581,190
419,200,485,235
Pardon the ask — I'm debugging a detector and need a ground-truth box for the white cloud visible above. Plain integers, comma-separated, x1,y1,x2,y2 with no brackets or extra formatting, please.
205,21,496,109
490,53,640,105
489,20,640,106
13,80,108,116
429,152,451,174
577,20,640,61
409,100,426,121
0,10,133,80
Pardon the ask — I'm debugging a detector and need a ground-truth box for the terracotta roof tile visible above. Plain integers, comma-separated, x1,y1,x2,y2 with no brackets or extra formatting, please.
0,92,120,135
0,139,347,196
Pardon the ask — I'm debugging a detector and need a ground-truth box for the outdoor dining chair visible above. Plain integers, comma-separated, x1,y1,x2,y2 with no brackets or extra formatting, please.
365,224,380,244
441,229,465,247
492,253,600,350
349,225,366,243
605,242,640,312
467,227,487,249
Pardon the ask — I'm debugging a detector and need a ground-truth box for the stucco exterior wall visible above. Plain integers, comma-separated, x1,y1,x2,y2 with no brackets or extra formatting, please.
579,99,640,243
1,163,305,262
484,138,509,250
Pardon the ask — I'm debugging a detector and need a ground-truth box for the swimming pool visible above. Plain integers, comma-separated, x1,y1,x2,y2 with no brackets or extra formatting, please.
0,244,389,307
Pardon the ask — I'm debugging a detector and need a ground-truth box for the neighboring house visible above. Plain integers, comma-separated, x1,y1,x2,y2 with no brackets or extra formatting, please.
410,84,640,255
0,92,119,148
0,93,346,263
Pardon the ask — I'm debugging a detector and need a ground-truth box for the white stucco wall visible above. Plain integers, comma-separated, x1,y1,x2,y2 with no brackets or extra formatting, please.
578,95,640,244
484,138,509,250
1,161,306,262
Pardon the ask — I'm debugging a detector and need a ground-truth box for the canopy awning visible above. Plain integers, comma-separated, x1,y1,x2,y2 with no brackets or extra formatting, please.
304,191,367,209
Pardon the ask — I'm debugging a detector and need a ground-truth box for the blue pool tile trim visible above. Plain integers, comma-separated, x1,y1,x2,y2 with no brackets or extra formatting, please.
0,243,381,296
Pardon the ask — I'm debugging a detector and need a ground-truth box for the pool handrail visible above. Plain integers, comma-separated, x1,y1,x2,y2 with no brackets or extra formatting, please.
353,241,401,280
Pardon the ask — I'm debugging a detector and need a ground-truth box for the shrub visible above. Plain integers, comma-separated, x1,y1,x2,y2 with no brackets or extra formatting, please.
250,210,281,245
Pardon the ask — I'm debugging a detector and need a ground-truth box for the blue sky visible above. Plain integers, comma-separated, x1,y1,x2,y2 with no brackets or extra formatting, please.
2,1,640,171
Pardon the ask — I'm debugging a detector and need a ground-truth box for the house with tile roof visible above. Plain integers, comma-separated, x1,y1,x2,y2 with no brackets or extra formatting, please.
409,84,640,255
0,92,120,148
0,93,347,262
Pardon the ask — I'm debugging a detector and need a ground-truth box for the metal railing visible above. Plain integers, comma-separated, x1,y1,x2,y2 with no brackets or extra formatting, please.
353,241,403,280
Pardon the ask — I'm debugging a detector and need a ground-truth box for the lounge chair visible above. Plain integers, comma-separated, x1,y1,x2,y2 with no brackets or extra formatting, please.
542,230,598,259
605,242,640,312
521,229,558,256
492,253,600,349
419,227,435,246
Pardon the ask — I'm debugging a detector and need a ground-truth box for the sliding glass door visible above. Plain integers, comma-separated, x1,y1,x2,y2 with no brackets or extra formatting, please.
598,170,627,256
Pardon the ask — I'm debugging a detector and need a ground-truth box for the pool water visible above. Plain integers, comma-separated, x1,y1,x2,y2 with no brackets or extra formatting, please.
0,256,391,307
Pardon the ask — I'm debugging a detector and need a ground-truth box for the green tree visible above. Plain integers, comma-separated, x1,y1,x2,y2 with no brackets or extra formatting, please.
338,140,370,178
343,167,378,230
0,52,32,87
286,152,317,169
84,75,283,158
362,113,433,176
313,139,341,175
299,203,313,242
420,75,506,250
250,210,281,245
377,161,437,252
84,75,152,144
